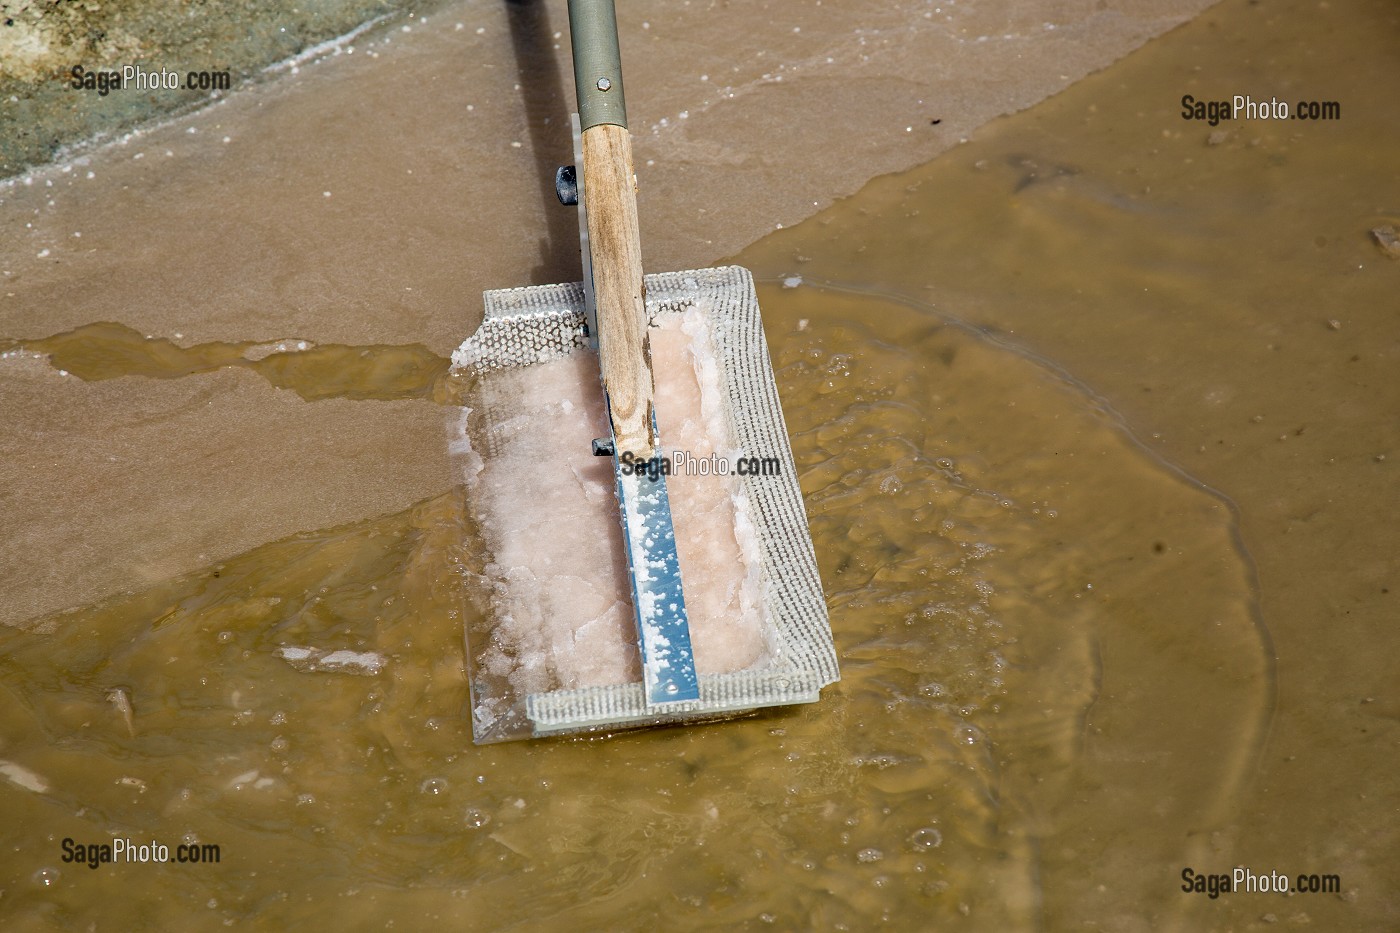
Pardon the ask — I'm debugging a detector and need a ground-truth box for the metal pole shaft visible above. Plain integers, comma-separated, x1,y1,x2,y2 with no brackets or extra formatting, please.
568,0,628,130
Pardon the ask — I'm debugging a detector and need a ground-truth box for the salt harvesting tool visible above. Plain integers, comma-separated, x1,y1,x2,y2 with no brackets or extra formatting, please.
450,0,839,742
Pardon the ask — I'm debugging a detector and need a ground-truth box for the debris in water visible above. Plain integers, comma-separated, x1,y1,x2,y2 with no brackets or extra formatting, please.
276,646,385,675
1370,225,1400,258
0,760,50,793
244,339,316,361
109,687,136,737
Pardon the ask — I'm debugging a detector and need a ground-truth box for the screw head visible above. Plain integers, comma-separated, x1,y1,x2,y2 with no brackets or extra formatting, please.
596,77,612,92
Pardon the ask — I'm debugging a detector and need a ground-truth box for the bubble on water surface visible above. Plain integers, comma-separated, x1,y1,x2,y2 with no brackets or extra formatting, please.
910,827,943,850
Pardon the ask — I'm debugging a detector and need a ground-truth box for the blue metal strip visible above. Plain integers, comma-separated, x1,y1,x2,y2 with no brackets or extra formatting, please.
613,449,700,706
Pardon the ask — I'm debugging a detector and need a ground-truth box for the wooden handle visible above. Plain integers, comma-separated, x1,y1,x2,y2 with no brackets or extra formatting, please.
583,122,654,459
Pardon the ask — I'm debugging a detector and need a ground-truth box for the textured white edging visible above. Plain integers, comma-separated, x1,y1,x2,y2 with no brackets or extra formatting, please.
527,671,823,734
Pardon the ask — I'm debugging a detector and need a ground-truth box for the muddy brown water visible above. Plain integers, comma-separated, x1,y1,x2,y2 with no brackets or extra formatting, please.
2,0,1397,929
0,288,1265,929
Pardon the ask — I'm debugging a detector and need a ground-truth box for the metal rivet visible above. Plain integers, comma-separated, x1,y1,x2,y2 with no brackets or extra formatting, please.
596,77,612,92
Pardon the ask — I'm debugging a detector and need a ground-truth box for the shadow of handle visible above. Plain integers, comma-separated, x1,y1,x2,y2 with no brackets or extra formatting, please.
504,0,581,285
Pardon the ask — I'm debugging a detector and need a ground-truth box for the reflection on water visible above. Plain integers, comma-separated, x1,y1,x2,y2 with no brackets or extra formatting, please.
0,281,1262,928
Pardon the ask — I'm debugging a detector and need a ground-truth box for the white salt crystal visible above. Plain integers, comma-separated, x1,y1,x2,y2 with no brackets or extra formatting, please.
276,646,384,675
0,760,49,794
459,303,774,695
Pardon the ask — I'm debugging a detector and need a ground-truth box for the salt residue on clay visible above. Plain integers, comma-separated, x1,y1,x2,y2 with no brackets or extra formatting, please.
457,299,773,710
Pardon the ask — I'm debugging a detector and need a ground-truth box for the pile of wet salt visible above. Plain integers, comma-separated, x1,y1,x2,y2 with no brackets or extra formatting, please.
455,305,773,703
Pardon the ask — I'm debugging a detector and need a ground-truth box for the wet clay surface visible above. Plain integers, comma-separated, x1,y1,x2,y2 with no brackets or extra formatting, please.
2,0,1395,928
0,0,1213,668
2,0,1214,345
